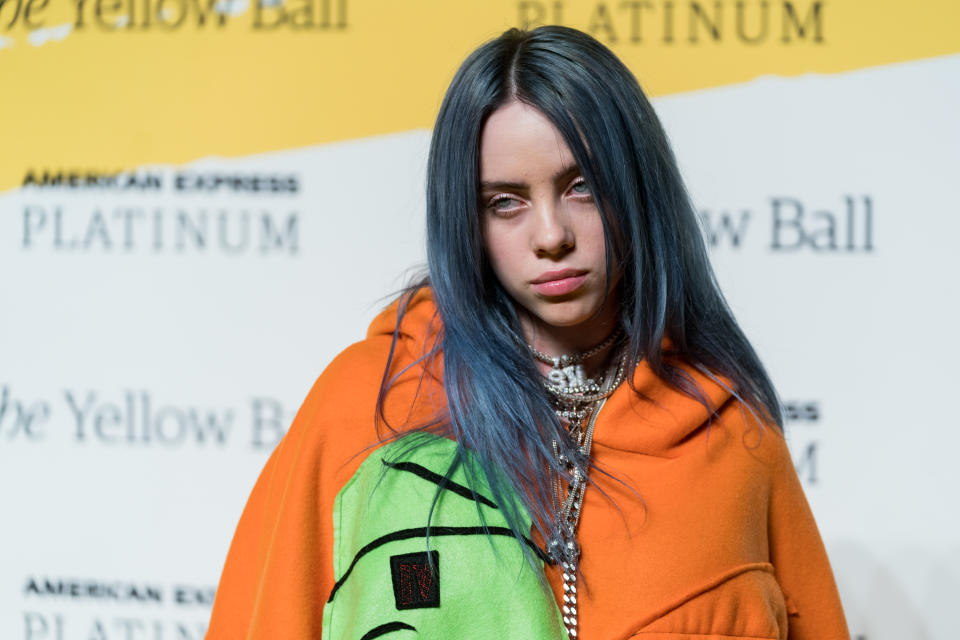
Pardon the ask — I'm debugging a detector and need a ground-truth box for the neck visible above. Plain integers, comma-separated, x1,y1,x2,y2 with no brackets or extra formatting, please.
521,298,621,378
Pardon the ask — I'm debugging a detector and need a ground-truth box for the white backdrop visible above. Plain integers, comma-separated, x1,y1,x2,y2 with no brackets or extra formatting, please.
2,53,959,639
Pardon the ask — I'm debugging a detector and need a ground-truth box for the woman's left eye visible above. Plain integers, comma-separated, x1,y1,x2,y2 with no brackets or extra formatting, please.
569,178,592,197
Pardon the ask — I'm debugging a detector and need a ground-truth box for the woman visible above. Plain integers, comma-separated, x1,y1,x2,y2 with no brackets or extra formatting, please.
207,26,849,640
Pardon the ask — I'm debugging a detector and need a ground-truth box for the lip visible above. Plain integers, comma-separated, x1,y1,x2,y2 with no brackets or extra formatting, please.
530,269,588,296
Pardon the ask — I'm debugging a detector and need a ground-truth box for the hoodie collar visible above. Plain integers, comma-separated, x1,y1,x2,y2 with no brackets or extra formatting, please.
593,358,733,456
367,289,733,456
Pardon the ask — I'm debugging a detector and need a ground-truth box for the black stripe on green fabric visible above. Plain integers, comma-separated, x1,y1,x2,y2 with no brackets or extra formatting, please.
327,526,552,603
359,621,417,640
381,459,499,510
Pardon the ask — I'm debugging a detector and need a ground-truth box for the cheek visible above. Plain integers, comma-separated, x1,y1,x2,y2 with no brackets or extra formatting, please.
579,216,608,261
578,215,619,290
482,225,522,282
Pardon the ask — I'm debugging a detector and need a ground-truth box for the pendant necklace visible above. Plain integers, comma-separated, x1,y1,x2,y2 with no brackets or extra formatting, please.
528,330,626,639
528,328,622,393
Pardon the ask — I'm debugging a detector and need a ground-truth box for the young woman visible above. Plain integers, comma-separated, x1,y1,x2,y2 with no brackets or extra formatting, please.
207,26,849,640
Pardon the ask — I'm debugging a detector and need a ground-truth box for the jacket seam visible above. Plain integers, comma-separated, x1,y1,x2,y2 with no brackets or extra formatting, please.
629,562,777,633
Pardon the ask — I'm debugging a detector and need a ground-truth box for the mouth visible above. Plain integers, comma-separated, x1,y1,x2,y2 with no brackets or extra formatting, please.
530,269,588,296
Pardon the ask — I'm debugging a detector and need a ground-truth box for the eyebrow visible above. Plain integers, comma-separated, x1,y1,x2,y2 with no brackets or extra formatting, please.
480,164,581,192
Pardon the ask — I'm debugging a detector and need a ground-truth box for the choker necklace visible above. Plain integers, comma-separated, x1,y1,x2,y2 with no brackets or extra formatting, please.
532,336,627,640
527,328,623,393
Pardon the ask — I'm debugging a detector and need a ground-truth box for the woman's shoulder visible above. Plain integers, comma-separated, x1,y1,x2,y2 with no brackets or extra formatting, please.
284,288,445,455
327,287,440,395
600,356,800,507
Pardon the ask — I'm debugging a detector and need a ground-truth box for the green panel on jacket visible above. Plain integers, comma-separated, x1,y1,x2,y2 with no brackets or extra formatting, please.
322,434,565,639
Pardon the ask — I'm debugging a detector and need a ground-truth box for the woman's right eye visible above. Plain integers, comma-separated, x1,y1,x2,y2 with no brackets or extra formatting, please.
487,194,524,215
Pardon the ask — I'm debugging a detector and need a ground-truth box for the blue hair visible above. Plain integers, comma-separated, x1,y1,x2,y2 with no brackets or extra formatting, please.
378,25,782,564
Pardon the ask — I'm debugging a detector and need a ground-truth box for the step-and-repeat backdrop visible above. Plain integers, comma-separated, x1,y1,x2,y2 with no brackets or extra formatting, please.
2,1,958,638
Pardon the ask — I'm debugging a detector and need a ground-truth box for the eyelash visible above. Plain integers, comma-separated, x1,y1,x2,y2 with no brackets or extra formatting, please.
487,194,521,213
485,177,592,214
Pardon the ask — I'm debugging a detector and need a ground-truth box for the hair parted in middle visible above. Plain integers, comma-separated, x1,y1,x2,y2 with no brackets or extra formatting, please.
380,25,782,563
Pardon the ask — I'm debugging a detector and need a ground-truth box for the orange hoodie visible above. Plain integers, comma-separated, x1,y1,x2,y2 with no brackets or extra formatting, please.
207,290,849,640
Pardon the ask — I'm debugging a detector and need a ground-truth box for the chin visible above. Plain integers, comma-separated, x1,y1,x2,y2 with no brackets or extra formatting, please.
530,302,602,329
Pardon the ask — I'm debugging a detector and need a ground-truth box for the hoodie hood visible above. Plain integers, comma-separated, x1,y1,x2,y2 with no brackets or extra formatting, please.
367,287,443,370
595,357,736,457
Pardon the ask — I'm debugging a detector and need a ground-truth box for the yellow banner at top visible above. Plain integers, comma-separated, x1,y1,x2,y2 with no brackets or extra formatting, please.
1,0,958,191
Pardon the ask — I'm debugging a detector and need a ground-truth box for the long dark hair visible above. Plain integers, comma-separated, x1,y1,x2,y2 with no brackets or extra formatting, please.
378,25,782,562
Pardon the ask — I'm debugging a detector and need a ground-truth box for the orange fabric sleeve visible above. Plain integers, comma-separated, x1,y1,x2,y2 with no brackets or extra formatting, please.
767,431,850,640
206,300,441,639
206,378,331,640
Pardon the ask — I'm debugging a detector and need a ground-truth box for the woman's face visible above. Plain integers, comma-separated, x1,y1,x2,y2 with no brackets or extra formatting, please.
479,101,619,346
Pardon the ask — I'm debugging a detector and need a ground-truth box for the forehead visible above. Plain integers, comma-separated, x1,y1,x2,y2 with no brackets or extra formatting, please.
479,101,576,182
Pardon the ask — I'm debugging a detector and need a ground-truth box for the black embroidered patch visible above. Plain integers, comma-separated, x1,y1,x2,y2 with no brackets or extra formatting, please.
390,550,440,610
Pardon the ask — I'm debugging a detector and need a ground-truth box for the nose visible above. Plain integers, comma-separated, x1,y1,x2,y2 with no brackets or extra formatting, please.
530,199,574,258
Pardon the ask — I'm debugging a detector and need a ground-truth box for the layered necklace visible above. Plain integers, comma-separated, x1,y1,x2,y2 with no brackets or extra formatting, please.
528,329,626,639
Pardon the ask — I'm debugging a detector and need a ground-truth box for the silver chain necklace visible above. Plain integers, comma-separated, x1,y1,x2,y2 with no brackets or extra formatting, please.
528,328,623,393
533,339,626,640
